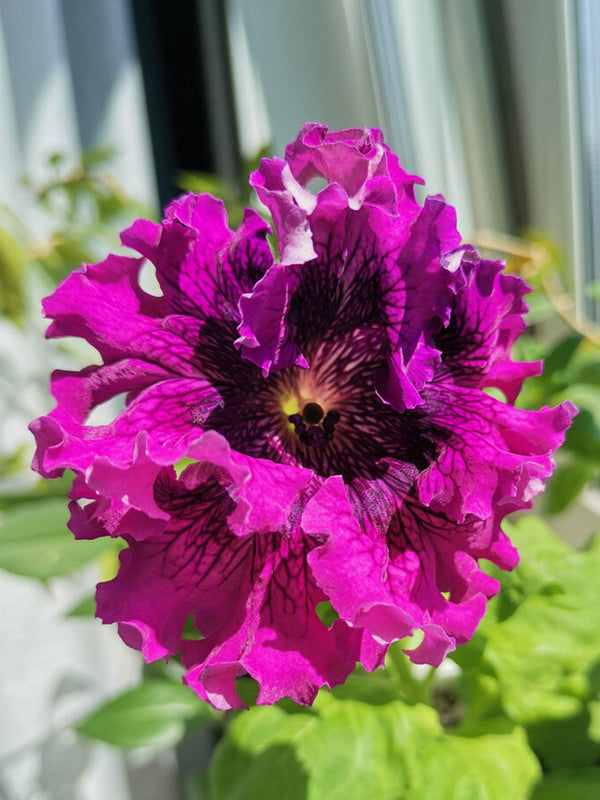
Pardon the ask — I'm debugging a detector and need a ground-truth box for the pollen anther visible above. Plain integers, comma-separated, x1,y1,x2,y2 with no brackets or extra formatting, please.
288,408,340,448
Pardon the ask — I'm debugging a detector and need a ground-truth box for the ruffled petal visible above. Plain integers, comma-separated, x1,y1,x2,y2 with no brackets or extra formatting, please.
31,376,222,479
250,158,317,266
236,263,308,374
435,252,542,402
417,388,578,521
67,431,170,541
122,195,272,320
283,121,422,217
97,464,367,709
305,476,513,666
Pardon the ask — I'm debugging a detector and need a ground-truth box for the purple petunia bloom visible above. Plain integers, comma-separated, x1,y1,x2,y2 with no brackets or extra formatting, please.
30,124,575,709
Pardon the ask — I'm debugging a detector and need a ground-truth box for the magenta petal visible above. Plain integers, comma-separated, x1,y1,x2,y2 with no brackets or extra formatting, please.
383,195,461,359
43,255,175,364
32,376,222,481
305,476,513,664
120,217,162,262
184,663,246,711
284,122,422,215
250,158,317,266
124,194,273,321
304,477,415,644
98,466,364,709
435,253,543,402
67,431,171,541
236,264,308,374
418,389,578,520
182,430,314,536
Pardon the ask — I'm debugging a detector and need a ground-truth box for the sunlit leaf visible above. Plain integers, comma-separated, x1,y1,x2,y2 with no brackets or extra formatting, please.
77,680,213,749
457,517,600,768
209,695,539,800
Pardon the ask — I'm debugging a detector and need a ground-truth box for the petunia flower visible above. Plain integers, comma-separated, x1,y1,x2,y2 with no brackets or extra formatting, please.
30,123,576,709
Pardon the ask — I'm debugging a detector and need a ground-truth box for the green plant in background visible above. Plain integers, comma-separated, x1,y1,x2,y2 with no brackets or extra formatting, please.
1,149,600,800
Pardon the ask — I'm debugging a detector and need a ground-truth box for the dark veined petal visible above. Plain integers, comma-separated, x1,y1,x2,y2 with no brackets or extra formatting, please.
305,476,515,666
122,194,273,320
417,387,577,521
434,251,542,402
96,458,379,710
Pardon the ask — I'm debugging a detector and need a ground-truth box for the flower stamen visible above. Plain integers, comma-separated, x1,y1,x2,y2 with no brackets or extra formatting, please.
288,408,340,448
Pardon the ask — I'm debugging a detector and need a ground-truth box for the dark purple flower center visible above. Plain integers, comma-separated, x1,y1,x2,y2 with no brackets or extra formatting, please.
288,407,340,448
184,245,451,485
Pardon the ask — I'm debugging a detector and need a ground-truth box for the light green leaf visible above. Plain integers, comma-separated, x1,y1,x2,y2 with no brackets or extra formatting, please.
413,726,540,800
0,498,112,579
482,516,570,623
524,292,557,325
543,333,583,380
209,695,539,800
0,473,73,510
526,708,600,770
482,530,600,727
81,145,118,168
458,518,600,768
77,680,213,749
455,517,600,767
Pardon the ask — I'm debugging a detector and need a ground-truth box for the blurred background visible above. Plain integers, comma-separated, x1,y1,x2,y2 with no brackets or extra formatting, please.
1,1,599,798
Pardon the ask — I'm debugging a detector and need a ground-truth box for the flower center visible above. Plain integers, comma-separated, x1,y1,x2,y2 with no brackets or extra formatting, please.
288,406,340,448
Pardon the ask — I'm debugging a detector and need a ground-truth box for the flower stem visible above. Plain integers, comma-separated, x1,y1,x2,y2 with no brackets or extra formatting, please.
386,642,433,705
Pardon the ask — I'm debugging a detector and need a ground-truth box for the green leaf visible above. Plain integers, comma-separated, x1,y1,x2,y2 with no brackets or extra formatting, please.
0,498,112,579
454,516,600,768
210,697,437,800
0,473,73,510
415,726,540,800
66,595,96,617
485,516,570,622
539,334,583,391
77,680,213,749
531,767,600,800
458,518,600,767
562,409,600,462
81,145,118,168
209,695,539,800
544,459,598,513
482,535,600,724
523,292,557,325
526,708,600,770
330,665,400,706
